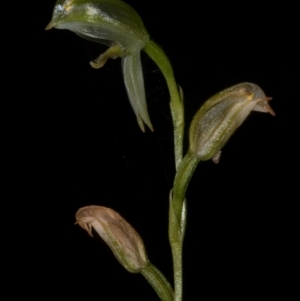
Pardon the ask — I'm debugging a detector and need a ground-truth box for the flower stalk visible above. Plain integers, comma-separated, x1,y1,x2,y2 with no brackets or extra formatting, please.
141,263,174,301
76,205,174,301
144,41,184,169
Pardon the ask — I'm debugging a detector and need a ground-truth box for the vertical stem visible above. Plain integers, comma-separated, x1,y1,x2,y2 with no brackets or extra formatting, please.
143,40,184,169
144,40,198,301
168,153,199,301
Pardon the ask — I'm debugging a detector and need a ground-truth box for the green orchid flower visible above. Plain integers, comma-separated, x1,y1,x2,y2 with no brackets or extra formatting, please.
46,0,153,132
189,82,275,161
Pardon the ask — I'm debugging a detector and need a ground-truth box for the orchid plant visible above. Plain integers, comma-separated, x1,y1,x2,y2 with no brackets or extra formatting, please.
47,1,275,300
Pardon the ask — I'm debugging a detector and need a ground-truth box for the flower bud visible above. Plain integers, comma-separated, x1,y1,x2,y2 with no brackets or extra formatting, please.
45,0,149,53
189,82,275,161
76,205,149,273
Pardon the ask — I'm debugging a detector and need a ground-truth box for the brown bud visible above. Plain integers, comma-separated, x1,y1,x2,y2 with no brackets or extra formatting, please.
76,205,149,273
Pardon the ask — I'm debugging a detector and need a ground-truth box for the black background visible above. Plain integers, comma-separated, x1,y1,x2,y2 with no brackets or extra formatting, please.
14,0,298,299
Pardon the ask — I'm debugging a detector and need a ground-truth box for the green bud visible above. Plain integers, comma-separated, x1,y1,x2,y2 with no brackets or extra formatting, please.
189,82,275,161
76,205,149,273
46,0,149,53
46,0,153,132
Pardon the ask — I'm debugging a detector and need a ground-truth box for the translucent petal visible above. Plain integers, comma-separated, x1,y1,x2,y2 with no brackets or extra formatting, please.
122,52,153,132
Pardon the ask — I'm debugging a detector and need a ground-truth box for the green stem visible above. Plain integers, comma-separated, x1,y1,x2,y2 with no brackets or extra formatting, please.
141,263,174,301
143,40,184,170
168,152,199,301
172,152,199,223
144,40,195,301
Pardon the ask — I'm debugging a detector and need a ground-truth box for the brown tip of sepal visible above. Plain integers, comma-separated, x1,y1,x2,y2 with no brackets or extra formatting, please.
45,21,55,31
265,97,276,116
253,96,275,116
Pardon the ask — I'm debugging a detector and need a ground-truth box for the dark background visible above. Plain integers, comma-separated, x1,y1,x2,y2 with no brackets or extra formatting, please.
16,0,297,299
